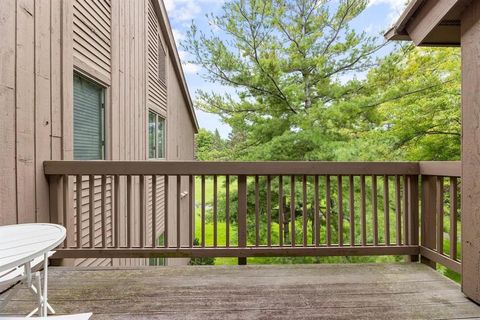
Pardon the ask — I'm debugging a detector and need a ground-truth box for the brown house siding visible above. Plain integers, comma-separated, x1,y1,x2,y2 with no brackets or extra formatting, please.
0,0,69,226
0,0,197,267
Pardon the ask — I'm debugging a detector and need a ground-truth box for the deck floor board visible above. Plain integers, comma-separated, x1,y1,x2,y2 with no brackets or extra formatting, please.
2,263,480,319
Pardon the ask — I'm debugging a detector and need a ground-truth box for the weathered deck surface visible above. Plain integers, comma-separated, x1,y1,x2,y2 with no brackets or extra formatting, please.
2,263,480,319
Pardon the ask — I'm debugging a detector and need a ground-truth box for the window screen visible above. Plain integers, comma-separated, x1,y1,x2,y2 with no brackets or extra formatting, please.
73,74,105,160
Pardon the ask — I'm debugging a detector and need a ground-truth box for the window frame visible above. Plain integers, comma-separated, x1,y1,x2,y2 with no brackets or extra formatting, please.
148,110,166,160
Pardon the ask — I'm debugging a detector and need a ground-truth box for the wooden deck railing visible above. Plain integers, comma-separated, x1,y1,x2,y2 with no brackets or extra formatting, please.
44,161,461,271
419,162,462,274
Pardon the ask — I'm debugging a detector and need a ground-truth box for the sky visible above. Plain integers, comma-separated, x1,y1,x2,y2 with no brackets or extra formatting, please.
164,0,408,138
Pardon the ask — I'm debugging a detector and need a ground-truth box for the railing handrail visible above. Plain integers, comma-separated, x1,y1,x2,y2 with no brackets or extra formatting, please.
44,160,422,176
419,161,461,177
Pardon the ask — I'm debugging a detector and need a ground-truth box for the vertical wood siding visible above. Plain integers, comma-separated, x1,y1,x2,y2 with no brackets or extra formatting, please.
0,0,196,267
0,0,17,226
0,0,72,225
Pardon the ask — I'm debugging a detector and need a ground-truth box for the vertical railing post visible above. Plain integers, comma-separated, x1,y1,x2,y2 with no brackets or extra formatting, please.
49,174,63,267
407,175,419,262
421,175,437,269
238,175,247,265
49,175,63,234
48,174,74,266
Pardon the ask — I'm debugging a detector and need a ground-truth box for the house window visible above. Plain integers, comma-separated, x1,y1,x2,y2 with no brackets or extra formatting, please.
149,110,166,159
73,74,105,160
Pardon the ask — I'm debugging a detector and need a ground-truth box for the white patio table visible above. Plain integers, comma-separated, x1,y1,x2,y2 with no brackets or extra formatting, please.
0,224,66,317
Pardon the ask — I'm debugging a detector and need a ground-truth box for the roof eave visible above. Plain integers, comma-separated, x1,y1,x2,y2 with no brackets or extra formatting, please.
384,0,425,41
384,27,411,41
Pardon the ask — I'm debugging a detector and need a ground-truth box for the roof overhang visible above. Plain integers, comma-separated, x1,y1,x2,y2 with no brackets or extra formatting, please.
385,0,472,47
152,0,200,133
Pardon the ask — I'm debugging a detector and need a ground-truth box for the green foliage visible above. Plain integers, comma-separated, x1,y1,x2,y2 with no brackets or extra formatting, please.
185,0,381,161
332,45,461,161
187,1,460,162
195,128,229,160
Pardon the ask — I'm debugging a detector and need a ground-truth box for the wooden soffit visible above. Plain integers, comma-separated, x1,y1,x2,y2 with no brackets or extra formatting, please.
385,0,472,47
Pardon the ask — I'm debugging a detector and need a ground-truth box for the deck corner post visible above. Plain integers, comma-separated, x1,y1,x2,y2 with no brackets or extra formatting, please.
238,175,247,265
461,1,480,304
420,175,437,269
48,174,71,266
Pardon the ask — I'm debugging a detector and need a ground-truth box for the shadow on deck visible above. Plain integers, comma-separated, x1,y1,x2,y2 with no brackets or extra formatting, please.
2,263,480,319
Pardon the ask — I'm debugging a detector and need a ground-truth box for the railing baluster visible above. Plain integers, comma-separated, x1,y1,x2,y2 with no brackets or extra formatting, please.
290,175,296,247
436,176,444,254
177,175,181,248
76,175,82,248
403,175,409,245
314,175,320,247
302,175,308,247
372,175,378,246
395,176,402,245
238,175,247,265
189,175,194,248
450,177,458,260
164,175,169,248
63,175,70,247
101,175,107,248
213,175,218,248
326,175,331,246
139,175,145,248
349,175,355,247
114,175,120,248
226,175,230,247
152,175,157,248
338,176,343,247
255,175,260,247
267,175,272,247
383,175,390,246
127,175,132,248
201,175,205,247
360,175,366,246
89,175,95,248
279,176,284,247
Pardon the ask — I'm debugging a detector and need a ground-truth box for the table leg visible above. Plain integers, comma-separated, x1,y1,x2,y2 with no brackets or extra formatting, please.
43,252,48,316
35,272,42,317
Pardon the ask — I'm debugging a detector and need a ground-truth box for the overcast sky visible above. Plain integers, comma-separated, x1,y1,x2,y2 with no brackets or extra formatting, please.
164,0,408,138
